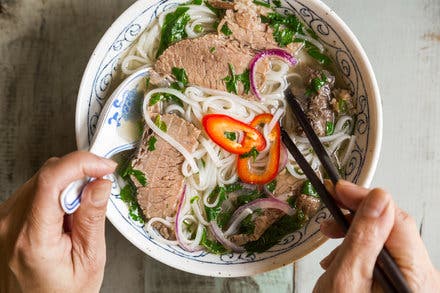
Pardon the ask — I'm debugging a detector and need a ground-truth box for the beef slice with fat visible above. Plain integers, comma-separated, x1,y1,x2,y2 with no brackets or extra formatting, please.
131,113,200,220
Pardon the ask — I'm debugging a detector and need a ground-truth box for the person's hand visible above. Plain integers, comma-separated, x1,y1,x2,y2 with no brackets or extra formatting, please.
0,151,117,293
314,180,440,292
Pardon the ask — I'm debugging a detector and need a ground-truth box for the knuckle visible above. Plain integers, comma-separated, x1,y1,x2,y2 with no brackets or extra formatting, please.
396,209,416,226
35,167,53,189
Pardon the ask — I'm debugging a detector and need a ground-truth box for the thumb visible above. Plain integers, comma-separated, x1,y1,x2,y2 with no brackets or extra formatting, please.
329,188,395,286
71,179,111,273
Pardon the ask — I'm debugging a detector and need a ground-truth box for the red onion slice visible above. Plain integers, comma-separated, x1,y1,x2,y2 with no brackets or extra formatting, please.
279,142,288,172
225,197,296,236
175,185,203,252
210,221,245,253
249,49,298,100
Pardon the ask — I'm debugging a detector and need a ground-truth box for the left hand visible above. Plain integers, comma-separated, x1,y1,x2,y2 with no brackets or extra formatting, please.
0,151,117,292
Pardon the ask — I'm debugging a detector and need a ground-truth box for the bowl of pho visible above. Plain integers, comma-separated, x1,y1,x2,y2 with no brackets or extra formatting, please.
75,0,382,277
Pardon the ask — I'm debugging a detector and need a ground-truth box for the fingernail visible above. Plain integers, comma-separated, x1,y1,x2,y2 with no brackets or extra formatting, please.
337,179,358,192
323,179,334,193
362,190,389,218
100,157,118,169
90,183,111,206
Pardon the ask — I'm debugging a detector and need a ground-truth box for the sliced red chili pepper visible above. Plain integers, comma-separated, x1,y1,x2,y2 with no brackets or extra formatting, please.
237,113,280,185
202,114,266,155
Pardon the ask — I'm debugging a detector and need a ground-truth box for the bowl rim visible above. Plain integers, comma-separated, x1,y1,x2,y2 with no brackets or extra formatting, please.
75,0,382,276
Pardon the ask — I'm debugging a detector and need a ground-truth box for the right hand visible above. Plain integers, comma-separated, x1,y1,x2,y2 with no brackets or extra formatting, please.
314,180,440,292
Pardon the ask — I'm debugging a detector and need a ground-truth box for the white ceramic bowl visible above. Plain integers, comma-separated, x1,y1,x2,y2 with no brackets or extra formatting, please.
75,0,382,277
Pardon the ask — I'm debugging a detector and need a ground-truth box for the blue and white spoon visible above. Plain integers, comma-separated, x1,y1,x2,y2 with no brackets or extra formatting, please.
60,67,150,214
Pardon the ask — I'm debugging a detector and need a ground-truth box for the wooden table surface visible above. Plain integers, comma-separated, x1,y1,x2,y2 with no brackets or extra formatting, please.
1,0,439,292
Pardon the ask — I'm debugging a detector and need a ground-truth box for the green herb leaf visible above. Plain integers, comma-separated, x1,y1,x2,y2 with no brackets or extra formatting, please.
220,23,232,36
236,189,262,207
147,136,157,151
194,24,204,33
325,121,334,136
307,46,332,66
244,212,307,253
253,0,271,7
200,227,227,254
120,183,145,224
239,213,256,234
131,169,147,187
272,0,281,7
191,0,203,5
171,67,189,86
261,12,304,47
209,46,216,53
306,73,327,96
301,180,318,197
190,195,200,204
338,98,347,114
205,186,227,221
216,210,233,228
156,7,191,58
205,2,226,17
238,69,250,94
266,180,277,193
223,64,250,94
145,77,150,89
154,115,168,132
239,146,259,161
224,131,237,141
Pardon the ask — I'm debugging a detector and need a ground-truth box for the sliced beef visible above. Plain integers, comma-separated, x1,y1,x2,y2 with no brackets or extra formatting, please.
228,209,284,246
131,114,201,221
154,34,255,97
296,194,321,218
228,172,303,246
207,0,235,10
273,170,303,201
219,0,303,54
305,70,335,136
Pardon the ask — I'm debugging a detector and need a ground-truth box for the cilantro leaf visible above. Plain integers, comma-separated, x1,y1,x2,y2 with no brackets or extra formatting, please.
147,136,157,151
306,73,327,96
221,23,232,35
325,121,334,136
253,0,270,8
224,131,237,141
154,115,167,132
244,212,307,253
120,183,145,224
239,146,259,161
171,67,188,86
301,180,318,197
266,180,277,193
200,227,227,254
272,0,281,7
223,64,250,94
156,7,191,58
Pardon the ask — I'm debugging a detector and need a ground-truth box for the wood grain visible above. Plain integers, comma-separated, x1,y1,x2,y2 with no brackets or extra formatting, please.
1,0,440,292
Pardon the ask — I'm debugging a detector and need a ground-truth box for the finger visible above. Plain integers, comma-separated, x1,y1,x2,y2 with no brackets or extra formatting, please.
385,207,434,289
71,179,111,278
320,245,340,270
320,214,354,239
328,189,395,286
334,180,370,211
29,151,116,241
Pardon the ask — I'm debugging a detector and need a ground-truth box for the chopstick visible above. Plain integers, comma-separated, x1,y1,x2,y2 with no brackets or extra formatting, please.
281,90,411,293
